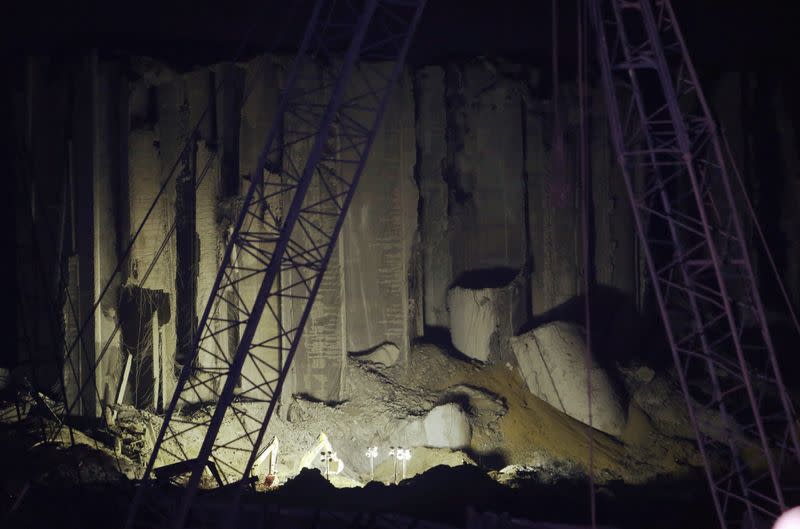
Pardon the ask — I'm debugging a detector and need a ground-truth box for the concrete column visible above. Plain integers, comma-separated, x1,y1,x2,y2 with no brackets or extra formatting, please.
343,64,418,362
283,60,347,402
215,62,246,396
72,55,98,415
589,86,637,358
155,80,189,408
17,57,72,402
446,61,526,281
217,63,244,199
167,68,226,402
415,66,451,331
237,56,283,399
526,87,582,319
56,52,125,417
125,75,178,409
92,56,125,413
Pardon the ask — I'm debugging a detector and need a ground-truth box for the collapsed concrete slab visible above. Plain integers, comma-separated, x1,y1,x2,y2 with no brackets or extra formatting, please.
510,322,626,436
446,276,526,364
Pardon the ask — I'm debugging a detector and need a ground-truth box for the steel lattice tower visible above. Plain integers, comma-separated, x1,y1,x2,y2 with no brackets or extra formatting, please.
123,1,426,528
589,0,800,527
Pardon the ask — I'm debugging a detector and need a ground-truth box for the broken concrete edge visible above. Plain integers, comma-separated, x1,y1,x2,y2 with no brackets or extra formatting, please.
510,321,627,437
348,342,401,368
446,270,527,365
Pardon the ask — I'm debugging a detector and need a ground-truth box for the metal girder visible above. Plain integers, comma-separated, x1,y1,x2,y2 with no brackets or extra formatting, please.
589,0,800,527
124,0,426,528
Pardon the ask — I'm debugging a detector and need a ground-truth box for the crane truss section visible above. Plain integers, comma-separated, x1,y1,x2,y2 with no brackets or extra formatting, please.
589,1,800,527
125,0,425,528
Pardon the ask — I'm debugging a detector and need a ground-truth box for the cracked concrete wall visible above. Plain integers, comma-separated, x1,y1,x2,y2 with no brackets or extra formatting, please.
445,61,527,281
15,50,800,415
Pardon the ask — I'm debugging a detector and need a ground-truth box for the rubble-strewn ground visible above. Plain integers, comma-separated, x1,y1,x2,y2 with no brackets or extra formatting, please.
0,341,775,528
265,342,708,486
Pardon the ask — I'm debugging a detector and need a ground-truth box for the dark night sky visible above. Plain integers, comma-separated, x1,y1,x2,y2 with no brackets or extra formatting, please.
4,1,800,71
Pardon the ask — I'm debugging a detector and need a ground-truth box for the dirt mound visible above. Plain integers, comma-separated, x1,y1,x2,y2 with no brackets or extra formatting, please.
257,462,715,529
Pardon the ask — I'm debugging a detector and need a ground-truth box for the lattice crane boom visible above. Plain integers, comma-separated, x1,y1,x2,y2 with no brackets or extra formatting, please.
124,1,426,528
589,0,800,527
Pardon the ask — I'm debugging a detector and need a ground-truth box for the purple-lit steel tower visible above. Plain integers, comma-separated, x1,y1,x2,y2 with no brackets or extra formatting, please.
589,0,800,527
123,1,426,528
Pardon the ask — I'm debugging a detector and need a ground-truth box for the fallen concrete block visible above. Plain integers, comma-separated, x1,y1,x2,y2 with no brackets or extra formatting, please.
448,287,496,362
423,403,472,449
510,322,626,436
